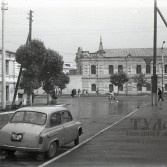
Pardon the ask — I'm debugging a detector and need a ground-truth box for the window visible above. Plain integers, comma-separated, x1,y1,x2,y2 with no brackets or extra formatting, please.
118,84,123,91
109,84,113,92
11,111,47,125
91,65,96,74
136,65,141,74
165,65,167,73
118,65,123,73
91,84,96,91
109,65,114,74
50,112,61,127
165,83,167,91
80,66,82,75
137,83,142,91
61,111,73,123
146,84,151,91
146,65,151,74
6,60,9,75
6,85,9,101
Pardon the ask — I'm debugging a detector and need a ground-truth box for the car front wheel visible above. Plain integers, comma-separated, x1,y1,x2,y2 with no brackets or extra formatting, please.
46,142,57,159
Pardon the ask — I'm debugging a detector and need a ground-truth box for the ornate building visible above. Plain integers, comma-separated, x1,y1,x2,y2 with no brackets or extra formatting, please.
75,38,167,94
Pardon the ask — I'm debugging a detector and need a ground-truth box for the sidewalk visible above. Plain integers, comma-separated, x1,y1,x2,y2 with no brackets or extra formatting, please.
40,100,167,167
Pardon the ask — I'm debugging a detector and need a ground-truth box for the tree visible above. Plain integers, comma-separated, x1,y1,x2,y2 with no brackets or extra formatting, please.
55,73,70,91
132,73,149,93
41,49,64,104
16,39,46,105
110,72,129,93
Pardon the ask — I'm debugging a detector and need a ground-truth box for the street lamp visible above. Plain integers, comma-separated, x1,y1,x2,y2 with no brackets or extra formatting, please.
161,41,165,95
125,54,132,96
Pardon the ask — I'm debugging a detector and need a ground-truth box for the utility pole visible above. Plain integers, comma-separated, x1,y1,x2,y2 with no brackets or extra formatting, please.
161,41,165,95
1,0,8,110
151,0,157,106
150,0,167,105
12,10,33,108
27,10,33,42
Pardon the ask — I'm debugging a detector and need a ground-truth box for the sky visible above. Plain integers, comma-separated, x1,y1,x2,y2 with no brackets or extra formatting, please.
1,0,167,62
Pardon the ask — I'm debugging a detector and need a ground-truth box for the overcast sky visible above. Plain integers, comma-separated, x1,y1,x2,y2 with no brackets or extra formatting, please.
1,0,167,62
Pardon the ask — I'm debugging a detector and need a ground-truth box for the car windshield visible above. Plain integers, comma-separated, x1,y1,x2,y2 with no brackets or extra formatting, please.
10,111,47,125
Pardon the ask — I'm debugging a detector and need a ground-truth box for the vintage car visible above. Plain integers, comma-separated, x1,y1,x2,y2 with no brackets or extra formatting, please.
0,105,83,159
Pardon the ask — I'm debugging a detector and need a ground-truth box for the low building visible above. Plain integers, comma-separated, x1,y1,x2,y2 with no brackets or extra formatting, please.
74,38,167,95
63,62,76,74
0,50,20,102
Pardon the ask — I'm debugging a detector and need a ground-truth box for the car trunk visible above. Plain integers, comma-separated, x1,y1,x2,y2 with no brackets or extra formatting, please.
0,123,45,149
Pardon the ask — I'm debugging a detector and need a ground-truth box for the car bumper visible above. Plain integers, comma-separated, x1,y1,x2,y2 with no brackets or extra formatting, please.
0,144,45,152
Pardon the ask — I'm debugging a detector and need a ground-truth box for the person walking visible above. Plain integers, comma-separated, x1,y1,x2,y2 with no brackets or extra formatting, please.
78,89,81,97
32,91,35,104
108,91,115,103
158,88,164,102
96,88,99,96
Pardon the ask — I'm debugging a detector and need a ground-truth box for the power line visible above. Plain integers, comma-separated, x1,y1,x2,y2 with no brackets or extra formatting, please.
0,39,23,45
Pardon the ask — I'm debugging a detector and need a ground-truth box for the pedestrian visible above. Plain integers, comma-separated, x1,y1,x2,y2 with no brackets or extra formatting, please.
158,88,164,102
86,90,89,96
96,88,99,96
71,89,75,98
108,91,115,102
78,89,81,97
32,91,35,104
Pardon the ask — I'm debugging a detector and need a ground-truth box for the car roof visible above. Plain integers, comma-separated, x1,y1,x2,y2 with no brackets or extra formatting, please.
15,105,67,115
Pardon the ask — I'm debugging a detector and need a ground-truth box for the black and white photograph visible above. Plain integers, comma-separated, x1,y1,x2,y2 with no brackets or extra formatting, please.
0,0,167,166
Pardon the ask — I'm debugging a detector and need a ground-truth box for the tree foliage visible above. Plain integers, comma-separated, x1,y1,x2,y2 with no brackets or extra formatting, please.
133,73,150,93
132,73,149,87
41,49,64,93
16,39,46,92
110,72,129,86
55,73,70,90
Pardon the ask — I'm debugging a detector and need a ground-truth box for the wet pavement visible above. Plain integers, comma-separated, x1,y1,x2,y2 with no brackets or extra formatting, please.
0,95,151,167
39,99,167,167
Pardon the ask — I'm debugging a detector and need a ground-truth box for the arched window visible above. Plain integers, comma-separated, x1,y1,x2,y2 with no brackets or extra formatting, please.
146,65,151,74
137,83,142,91
109,65,114,74
165,64,167,73
109,84,114,92
118,84,123,91
118,65,123,73
91,84,96,91
91,65,96,74
136,65,141,74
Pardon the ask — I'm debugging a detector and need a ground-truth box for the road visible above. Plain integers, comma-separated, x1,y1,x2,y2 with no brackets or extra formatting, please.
0,95,150,167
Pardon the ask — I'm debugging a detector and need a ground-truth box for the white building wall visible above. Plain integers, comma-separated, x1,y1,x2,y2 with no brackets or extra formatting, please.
62,75,82,94
0,51,20,103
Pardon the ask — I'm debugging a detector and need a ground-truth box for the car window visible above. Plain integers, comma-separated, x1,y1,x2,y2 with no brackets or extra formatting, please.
61,111,73,123
10,111,24,122
10,111,47,125
50,112,61,127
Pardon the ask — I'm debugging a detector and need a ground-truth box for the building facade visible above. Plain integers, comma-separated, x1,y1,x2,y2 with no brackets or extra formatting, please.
0,50,20,102
75,38,167,94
